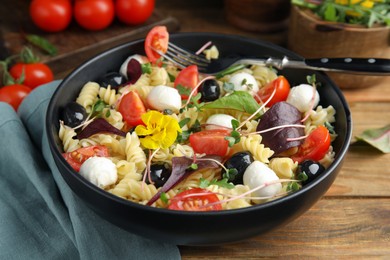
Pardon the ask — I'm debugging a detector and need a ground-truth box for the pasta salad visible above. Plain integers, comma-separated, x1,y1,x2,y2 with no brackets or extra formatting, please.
59,26,337,211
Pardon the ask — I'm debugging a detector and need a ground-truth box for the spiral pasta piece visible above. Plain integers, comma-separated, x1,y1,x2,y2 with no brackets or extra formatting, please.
76,81,100,112
59,123,80,152
99,85,120,106
232,134,274,163
269,157,298,179
124,132,147,173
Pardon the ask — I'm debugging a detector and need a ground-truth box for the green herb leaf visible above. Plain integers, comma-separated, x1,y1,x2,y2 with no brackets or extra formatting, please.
160,192,169,204
25,34,58,56
215,64,246,79
223,82,235,93
141,63,152,74
202,91,261,115
355,124,390,153
199,177,234,189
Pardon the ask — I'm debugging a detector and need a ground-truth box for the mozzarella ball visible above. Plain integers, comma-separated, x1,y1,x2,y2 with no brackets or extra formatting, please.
243,161,282,203
147,85,182,113
79,157,118,189
205,114,236,130
228,72,259,94
286,84,320,113
120,54,149,79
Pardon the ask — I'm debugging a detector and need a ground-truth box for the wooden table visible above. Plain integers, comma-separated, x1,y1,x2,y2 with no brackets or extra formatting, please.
157,1,390,258
2,0,389,258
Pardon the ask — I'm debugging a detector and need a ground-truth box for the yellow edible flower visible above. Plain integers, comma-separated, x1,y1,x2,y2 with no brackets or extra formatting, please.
335,0,376,16
135,110,182,150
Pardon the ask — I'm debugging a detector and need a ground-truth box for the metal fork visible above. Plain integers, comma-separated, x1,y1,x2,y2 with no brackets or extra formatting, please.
154,43,390,76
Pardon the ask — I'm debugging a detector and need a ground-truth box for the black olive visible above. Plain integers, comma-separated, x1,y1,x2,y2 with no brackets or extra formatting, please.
199,79,220,102
146,164,171,188
99,72,126,90
297,160,325,184
223,151,254,184
61,102,87,128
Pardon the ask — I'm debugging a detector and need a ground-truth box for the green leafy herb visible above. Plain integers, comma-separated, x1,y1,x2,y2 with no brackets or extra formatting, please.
189,163,198,170
202,91,261,115
225,119,241,147
160,192,169,204
286,181,301,192
168,72,176,82
223,168,238,182
292,0,390,27
141,63,152,74
223,82,235,93
297,171,309,182
25,34,58,56
199,177,234,189
355,124,390,153
91,100,108,117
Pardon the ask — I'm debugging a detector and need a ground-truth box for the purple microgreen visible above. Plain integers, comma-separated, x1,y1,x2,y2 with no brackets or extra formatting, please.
126,58,142,84
77,118,126,139
256,101,304,155
195,40,212,55
146,155,222,206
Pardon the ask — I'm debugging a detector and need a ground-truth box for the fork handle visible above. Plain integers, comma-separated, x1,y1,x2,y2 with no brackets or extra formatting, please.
302,58,390,75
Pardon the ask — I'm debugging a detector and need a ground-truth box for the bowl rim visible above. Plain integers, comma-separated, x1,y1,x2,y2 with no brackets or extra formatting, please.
46,31,353,216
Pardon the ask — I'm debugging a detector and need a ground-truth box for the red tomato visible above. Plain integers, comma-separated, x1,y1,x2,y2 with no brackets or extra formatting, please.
174,65,199,100
254,76,290,107
74,0,115,31
115,0,155,25
0,84,32,111
144,26,169,63
10,63,54,90
29,0,72,32
62,145,109,172
118,91,146,127
291,125,331,164
189,129,231,157
168,188,223,211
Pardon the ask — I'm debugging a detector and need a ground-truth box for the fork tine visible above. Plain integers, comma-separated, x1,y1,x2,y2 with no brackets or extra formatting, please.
150,47,187,69
168,42,210,64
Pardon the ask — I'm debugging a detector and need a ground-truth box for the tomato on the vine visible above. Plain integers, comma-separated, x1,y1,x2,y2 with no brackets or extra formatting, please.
168,188,223,211
291,125,331,164
174,65,199,100
62,145,109,172
189,129,231,157
115,0,155,25
74,0,115,31
30,0,72,32
254,76,290,107
0,84,32,111
144,26,169,63
10,63,54,90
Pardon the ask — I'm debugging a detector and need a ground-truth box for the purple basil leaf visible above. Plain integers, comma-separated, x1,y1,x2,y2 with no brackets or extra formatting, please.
256,101,304,155
77,118,126,139
127,58,142,84
147,155,222,206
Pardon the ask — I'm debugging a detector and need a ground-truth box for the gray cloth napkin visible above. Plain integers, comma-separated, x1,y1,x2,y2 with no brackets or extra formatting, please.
0,81,181,260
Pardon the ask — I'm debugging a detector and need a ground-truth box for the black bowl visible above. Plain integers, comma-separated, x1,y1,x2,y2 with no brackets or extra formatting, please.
46,32,352,245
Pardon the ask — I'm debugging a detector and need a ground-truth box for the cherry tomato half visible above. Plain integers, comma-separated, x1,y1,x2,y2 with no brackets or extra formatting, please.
254,76,290,107
30,0,72,32
118,91,146,128
0,84,32,111
115,0,155,25
74,0,115,31
62,145,109,172
291,125,331,164
174,65,199,100
144,26,169,63
168,188,222,211
10,63,54,89
189,129,231,157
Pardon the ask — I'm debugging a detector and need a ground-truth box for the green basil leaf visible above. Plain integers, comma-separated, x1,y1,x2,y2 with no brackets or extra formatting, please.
202,91,261,115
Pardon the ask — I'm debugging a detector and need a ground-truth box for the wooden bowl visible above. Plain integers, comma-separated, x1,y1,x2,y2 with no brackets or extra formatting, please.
287,6,390,89
224,0,291,33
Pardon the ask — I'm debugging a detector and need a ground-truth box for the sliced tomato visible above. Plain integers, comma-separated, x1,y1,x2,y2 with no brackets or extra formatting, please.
174,65,199,100
168,188,222,211
189,129,231,157
291,125,331,164
254,76,290,107
118,91,146,128
144,26,169,63
62,145,109,172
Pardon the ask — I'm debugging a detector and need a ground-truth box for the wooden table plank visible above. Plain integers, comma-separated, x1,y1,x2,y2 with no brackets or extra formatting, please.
180,199,390,259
